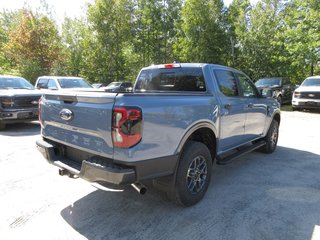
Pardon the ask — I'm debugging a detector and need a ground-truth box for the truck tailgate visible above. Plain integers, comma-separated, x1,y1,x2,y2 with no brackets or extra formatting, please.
40,91,116,159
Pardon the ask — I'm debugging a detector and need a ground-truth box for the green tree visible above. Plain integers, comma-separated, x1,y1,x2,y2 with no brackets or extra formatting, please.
248,0,291,80
0,10,22,74
4,9,62,83
227,0,251,68
61,17,88,76
133,0,182,66
84,0,133,83
283,0,320,83
174,0,228,64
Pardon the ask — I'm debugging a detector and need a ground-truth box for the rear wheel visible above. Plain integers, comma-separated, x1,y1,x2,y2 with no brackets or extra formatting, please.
260,119,279,153
174,141,212,207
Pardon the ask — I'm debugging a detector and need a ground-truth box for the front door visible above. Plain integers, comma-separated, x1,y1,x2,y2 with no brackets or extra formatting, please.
213,69,247,152
236,73,267,141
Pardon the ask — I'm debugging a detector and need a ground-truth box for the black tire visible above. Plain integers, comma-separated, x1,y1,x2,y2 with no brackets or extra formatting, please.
0,121,5,131
260,119,279,153
174,141,212,207
292,107,300,111
276,95,282,106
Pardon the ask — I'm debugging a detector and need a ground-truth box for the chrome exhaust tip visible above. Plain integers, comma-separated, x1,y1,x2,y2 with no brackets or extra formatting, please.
131,183,147,195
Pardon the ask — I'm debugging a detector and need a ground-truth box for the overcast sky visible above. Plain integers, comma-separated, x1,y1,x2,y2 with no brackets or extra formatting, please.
0,0,260,24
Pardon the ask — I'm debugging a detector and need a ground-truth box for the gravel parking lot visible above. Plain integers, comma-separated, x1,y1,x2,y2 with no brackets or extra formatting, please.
1,111,320,240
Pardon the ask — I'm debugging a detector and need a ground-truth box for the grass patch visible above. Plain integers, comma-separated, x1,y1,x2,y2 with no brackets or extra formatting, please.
281,104,293,111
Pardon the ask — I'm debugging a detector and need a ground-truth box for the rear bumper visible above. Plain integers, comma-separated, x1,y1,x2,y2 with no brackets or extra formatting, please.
36,138,179,185
36,139,136,184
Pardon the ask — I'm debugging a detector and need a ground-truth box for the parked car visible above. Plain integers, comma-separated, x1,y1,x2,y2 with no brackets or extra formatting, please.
36,63,280,206
92,83,107,88
0,75,42,130
292,76,320,111
35,76,92,90
102,82,133,92
255,77,294,105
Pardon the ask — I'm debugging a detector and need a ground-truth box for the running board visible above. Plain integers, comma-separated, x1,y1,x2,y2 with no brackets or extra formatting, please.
217,141,266,165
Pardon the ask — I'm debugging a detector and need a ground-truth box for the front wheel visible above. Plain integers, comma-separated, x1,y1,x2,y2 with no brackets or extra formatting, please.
260,119,279,153
0,121,5,131
174,141,212,207
276,95,282,106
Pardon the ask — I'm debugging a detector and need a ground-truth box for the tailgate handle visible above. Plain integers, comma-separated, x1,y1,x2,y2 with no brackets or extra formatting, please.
59,95,77,103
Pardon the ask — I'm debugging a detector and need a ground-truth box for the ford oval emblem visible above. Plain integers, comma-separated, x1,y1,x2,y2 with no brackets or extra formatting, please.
59,108,74,121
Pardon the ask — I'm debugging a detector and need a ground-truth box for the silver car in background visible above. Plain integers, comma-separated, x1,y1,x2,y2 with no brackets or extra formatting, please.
35,76,92,90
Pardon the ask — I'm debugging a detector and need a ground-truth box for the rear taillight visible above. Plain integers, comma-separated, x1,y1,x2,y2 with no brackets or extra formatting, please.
112,107,142,148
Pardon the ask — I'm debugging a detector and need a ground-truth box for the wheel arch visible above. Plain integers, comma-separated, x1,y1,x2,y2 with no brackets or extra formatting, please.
176,122,217,163
273,112,281,125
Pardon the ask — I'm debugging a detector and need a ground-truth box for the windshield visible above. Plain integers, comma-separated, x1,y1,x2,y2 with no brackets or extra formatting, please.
255,78,281,87
135,67,206,92
106,82,122,88
0,77,34,89
301,78,320,86
58,78,92,88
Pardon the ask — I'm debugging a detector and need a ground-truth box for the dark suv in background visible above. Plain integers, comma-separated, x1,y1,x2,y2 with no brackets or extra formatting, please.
0,75,41,130
255,77,294,105
102,82,133,92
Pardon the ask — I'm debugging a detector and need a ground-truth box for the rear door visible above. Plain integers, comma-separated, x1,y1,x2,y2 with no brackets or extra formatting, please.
40,91,117,158
213,69,247,152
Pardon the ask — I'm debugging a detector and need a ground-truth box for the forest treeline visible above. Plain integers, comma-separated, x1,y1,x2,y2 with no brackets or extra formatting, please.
0,0,319,85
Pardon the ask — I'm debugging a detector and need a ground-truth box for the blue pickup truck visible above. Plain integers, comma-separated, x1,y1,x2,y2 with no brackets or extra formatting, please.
36,63,280,206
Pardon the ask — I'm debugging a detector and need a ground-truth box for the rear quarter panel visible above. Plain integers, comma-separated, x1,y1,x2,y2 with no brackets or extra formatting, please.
113,93,219,162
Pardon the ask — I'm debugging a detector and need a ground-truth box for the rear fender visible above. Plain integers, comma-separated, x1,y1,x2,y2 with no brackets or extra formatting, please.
175,121,217,155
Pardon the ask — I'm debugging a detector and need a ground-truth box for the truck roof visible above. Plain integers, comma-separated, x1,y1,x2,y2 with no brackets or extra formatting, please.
37,76,84,80
141,63,246,75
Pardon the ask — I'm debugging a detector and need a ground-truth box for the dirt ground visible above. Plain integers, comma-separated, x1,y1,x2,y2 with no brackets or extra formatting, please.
0,111,320,240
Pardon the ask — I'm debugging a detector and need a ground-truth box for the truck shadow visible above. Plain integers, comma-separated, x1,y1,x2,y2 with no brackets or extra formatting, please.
0,121,40,136
60,146,320,240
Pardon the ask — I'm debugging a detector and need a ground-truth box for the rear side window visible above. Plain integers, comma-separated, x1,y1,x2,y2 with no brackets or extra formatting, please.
214,70,239,97
135,67,206,92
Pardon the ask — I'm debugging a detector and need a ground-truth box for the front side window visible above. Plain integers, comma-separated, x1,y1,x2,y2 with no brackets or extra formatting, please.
237,73,258,98
135,67,206,92
214,70,238,97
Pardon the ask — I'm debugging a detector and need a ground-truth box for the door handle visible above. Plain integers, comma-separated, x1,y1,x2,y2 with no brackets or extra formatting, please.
224,104,231,110
247,103,253,108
